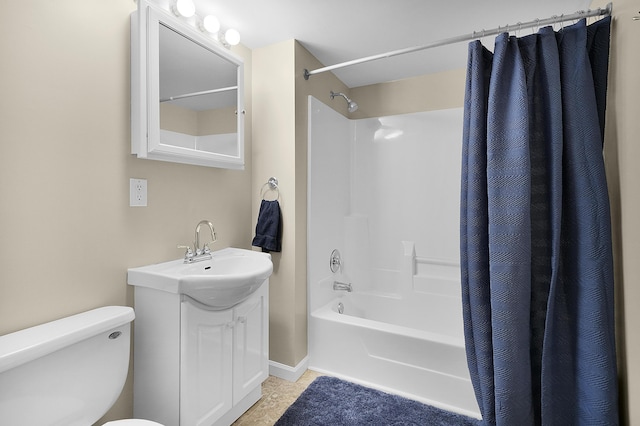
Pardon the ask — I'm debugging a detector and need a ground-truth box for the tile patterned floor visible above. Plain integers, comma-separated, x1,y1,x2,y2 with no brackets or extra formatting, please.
232,370,323,425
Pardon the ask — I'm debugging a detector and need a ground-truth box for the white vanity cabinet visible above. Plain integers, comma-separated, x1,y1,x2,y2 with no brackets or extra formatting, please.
132,281,269,426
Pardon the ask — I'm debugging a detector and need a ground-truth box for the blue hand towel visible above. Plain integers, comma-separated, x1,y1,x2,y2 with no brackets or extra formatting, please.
252,200,282,252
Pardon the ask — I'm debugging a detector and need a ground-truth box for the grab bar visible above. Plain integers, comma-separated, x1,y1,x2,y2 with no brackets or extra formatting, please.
333,281,352,292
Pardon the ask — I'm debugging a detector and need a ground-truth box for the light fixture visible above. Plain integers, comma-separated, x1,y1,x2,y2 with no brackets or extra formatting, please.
224,28,241,46
168,1,241,49
172,0,195,18
200,15,220,34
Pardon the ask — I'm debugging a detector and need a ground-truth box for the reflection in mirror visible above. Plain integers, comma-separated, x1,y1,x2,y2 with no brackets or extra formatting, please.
159,23,239,156
131,1,245,169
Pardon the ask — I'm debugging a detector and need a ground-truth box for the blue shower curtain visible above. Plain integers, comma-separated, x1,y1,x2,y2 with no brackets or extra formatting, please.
460,17,617,425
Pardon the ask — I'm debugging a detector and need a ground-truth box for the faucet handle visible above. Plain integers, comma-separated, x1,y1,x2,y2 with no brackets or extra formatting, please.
203,240,215,254
177,245,194,259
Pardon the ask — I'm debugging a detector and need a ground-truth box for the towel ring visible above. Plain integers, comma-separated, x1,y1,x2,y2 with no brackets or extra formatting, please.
260,177,280,200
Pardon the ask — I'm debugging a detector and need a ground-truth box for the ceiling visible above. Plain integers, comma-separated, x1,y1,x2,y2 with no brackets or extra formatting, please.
194,0,594,88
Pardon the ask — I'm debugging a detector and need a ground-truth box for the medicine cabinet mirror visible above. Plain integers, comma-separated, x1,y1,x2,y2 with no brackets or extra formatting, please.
131,1,245,169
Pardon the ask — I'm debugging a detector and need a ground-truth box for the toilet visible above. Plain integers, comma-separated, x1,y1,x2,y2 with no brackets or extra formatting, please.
0,306,163,426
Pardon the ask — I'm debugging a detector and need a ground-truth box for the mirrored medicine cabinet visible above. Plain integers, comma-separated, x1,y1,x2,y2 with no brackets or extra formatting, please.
131,0,245,169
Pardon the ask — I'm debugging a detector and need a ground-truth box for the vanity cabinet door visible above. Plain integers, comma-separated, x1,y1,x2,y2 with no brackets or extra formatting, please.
180,299,234,426
233,285,268,404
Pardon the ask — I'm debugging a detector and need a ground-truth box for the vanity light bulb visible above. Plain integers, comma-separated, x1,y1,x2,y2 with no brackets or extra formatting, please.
173,0,196,18
225,28,241,46
203,15,220,33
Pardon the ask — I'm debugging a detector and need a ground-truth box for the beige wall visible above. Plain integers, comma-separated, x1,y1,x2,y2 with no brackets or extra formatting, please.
198,106,237,135
160,103,237,135
160,102,198,134
591,0,640,424
252,40,298,366
0,0,253,422
251,40,341,368
350,68,467,118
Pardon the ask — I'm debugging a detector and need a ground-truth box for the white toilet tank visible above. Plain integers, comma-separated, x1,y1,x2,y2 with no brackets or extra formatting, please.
0,306,135,426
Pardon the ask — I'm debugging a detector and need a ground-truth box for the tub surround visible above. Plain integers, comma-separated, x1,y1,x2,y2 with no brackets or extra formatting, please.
307,98,477,417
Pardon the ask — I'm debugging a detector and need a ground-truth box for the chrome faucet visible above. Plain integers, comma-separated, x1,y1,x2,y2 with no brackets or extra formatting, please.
195,220,217,255
333,281,352,292
179,220,217,263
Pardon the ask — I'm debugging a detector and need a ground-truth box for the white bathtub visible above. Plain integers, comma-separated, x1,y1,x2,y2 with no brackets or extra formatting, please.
308,290,481,419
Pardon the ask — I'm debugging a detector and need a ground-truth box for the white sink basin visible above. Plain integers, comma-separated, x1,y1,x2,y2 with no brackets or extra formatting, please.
127,247,273,309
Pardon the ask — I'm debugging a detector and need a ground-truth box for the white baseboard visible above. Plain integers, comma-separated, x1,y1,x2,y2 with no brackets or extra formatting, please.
269,356,309,382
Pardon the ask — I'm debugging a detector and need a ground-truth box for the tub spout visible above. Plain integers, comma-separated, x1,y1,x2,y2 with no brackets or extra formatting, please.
333,281,352,292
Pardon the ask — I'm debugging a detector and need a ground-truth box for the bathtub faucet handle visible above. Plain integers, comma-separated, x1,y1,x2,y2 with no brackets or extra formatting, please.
330,249,342,273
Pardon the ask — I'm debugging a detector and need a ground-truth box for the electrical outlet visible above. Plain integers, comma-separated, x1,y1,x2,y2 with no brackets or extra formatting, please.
130,178,147,207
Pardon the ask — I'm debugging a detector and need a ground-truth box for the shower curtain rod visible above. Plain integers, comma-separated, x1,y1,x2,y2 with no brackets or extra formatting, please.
303,2,612,80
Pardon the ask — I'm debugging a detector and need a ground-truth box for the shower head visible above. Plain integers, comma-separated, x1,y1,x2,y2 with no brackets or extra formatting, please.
330,91,358,113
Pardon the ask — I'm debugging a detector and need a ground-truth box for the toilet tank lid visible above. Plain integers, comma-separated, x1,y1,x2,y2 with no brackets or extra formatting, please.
0,306,134,374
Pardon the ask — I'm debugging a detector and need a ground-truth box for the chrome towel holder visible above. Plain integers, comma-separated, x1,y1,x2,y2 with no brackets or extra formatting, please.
260,177,280,200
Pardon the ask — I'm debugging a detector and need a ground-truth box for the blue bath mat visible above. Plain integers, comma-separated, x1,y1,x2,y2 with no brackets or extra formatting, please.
274,376,480,425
